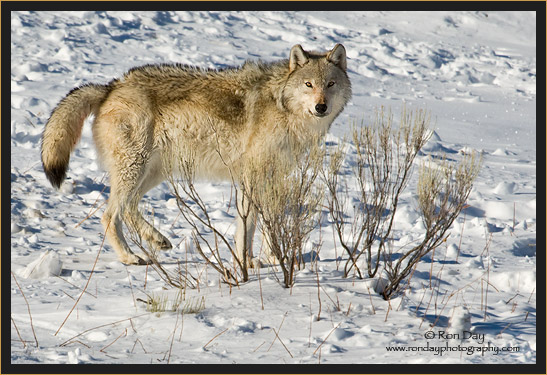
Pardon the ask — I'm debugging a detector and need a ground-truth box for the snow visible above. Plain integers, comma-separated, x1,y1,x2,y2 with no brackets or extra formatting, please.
10,10,537,366
18,251,63,280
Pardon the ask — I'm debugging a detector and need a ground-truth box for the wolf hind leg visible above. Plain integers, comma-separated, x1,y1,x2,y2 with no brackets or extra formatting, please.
102,195,150,265
98,128,159,264
124,166,172,251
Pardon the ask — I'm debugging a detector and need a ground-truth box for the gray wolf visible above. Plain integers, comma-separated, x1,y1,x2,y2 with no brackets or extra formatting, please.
41,44,352,265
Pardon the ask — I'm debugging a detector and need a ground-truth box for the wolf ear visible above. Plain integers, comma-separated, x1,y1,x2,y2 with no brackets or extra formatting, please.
289,44,309,73
327,43,347,71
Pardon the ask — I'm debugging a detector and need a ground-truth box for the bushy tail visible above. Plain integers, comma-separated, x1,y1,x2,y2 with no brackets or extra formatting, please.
41,83,111,188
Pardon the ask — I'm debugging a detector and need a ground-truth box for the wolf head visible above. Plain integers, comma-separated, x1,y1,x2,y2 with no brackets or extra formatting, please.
283,44,352,120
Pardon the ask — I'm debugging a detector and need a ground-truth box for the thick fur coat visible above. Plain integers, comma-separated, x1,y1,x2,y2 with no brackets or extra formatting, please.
41,44,352,265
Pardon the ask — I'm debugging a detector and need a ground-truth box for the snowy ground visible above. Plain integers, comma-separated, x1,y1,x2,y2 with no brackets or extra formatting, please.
10,10,537,367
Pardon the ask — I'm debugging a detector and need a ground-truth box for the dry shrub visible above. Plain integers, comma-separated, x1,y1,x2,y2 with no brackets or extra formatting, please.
325,107,430,279
242,138,325,288
381,152,481,298
162,143,250,285
147,131,325,288
325,107,481,299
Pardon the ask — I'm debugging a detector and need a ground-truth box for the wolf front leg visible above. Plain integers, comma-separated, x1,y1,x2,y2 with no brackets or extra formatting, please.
260,230,278,265
234,188,258,269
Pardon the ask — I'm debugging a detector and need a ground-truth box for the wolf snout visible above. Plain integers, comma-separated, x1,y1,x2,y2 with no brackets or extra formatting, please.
315,103,328,116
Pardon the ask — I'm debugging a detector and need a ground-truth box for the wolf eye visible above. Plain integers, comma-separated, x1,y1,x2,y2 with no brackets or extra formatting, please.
327,81,335,87
305,82,313,88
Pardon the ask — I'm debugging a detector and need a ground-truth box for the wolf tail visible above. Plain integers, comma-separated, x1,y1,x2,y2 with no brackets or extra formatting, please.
41,83,111,188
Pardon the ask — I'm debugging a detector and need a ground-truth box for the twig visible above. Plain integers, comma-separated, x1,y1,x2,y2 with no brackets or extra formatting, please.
61,290,75,300
527,287,535,303
62,340,91,349
397,261,420,311
257,261,265,310
253,341,266,353
203,326,231,350
178,310,185,342
11,316,26,348
308,294,313,347
267,312,288,351
74,179,108,228
365,282,376,315
144,263,149,290
55,224,107,336
315,267,322,321
129,318,138,334
167,311,180,363
512,202,516,233
126,268,137,310
505,292,523,305
456,206,469,262
313,322,341,355
415,283,427,314
431,291,451,328
271,328,293,358
428,245,436,289
385,298,392,322
420,283,436,329
483,232,493,321
60,313,149,347
100,328,127,353
497,323,511,338
131,338,148,354
319,285,341,312
22,161,40,174
11,272,39,347
55,275,97,298
75,200,106,229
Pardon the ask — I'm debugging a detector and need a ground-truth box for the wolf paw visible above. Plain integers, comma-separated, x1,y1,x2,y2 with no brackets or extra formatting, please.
149,237,172,250
248,256,278,268
122,253,152,266
262,254,278,266
136,255,153,265
248,257,263,269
